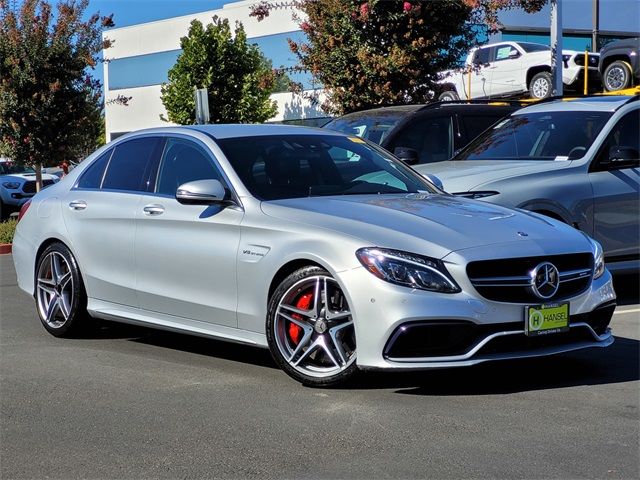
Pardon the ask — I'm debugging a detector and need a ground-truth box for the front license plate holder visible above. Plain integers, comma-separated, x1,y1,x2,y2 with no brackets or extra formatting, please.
525,303,570,337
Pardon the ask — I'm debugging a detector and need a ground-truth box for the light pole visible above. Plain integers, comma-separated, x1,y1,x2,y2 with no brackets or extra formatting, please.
592,0,600,52
550,0,564,96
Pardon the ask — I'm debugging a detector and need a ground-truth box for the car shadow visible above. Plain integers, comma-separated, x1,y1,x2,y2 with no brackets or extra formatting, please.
342,336,639,395
613,272,640,306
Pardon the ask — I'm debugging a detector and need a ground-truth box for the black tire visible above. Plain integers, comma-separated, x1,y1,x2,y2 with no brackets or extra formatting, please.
35,242,91,337
603,60,632,91
529,72,553,99
439,90,459,101
266,266,358,387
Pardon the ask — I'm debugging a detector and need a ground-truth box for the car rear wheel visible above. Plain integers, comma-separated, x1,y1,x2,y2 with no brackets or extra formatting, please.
439,90,459,101
529,72,553,99
604,60,632,91
35,243,90,337
266,266,357,387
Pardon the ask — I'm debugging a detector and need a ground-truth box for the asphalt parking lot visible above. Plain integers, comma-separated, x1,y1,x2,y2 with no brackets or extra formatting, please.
1,254,638,479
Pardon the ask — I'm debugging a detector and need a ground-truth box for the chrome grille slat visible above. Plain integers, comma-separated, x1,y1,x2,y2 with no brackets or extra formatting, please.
467,253,594,303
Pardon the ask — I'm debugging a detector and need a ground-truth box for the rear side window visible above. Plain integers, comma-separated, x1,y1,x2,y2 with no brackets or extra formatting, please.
76,149,112,189
101,137,164,192
156,138,223,196
473,47,491,65
461,115,506,143
386,115,454,164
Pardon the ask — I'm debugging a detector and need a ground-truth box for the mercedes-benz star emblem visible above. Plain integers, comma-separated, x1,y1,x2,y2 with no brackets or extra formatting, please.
530,262,560,299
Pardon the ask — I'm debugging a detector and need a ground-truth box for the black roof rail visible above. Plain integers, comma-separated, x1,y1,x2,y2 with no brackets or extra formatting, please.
416,98,529,112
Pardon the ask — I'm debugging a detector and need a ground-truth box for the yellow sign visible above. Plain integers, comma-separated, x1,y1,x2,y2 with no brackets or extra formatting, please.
525,303,569,336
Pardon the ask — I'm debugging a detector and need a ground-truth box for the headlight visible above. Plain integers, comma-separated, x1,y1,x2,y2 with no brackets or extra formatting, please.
1,182,20,189
592,239,605,279
356,247,461,293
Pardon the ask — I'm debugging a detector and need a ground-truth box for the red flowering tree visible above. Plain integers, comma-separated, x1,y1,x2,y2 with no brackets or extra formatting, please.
251,0,546,115
0,0,114,191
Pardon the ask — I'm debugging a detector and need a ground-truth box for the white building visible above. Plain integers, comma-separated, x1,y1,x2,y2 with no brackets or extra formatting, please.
103,0,325,141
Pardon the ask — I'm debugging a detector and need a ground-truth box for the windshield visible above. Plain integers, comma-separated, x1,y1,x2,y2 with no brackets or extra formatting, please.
519,43,550,53
0,162,35,175
455,111,612,161
323,112,407,144
217,134,438,200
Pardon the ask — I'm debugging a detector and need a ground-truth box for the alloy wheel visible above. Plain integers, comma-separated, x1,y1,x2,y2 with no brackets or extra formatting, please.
606,66,626,91
36,251,74,329
273,275,356,379
532,78,550,98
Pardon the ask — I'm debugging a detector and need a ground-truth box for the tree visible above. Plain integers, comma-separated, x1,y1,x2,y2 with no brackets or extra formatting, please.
160,17,280,125
250,0,546,115
0,0,114,190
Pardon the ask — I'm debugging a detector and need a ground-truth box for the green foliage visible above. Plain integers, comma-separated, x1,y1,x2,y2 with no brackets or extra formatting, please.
160,17,279,124
0,218,17,244
0,0,111,169
251,0,546,115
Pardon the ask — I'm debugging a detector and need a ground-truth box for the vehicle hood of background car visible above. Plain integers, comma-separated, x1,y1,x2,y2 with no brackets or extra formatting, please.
261,193,584,259
414,160,569,192
0,172,59,182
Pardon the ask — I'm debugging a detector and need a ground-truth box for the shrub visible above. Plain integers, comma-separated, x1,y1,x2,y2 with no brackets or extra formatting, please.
0,218,17,244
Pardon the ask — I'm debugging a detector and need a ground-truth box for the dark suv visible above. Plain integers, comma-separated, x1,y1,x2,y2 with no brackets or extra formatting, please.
599,37,640,92
323,101,524,165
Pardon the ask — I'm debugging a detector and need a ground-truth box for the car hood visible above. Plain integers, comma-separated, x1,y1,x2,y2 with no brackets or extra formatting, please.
414,160,569,192
0,173,58,182
261,194,582,259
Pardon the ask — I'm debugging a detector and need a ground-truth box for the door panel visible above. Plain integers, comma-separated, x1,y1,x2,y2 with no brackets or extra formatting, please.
589,110,640,260
135,198,243,327
488,45,523,97
62,189,142,306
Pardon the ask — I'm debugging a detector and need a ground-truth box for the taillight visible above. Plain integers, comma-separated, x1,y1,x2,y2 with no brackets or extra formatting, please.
17,200,31,222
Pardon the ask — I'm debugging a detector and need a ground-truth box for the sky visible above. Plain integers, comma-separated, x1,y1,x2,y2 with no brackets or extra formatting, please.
81,0,639,91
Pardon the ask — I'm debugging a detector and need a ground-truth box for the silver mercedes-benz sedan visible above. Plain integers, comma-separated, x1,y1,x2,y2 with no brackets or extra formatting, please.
12,125,616,386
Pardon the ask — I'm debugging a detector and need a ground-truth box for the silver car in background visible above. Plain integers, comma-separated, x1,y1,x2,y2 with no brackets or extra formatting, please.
12,125,616,386
415,96,640,274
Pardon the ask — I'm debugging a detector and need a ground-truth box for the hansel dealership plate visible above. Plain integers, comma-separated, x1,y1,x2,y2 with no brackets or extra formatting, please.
525,303,570,337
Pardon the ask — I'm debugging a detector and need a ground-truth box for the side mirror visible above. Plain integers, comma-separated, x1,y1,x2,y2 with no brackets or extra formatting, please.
176,179,228,205
423,173,444,191
508,49,520,58
606,146,640,168
393,147,419,165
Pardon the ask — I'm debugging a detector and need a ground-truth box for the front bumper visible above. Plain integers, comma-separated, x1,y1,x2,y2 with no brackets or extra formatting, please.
339,264,616,371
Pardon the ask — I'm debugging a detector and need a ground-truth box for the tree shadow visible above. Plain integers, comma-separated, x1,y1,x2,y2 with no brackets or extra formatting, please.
281,92,327,123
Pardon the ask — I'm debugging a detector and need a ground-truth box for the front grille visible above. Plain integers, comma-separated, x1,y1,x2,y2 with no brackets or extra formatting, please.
22,179,54,193
467,253,594,303
383,301,614,360
575,54,599,67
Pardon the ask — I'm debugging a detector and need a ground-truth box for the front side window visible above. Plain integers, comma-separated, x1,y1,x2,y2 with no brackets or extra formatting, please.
101,137,164,192
217,134,437,201
595,110,640,168
456,111,612,161
386,116,454,164
156,138,223,196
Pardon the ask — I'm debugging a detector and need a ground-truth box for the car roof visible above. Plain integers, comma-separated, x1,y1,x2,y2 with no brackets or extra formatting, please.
514,96,638,114
124,123,346,140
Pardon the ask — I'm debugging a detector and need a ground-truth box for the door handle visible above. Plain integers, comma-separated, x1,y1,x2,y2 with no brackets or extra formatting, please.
68,200,87,211
143,204,165,216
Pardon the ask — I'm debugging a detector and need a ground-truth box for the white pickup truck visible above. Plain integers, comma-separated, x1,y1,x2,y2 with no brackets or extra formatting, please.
438,41,600,100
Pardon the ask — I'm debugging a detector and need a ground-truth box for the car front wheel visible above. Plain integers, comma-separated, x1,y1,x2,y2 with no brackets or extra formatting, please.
35,242,90,337
266,266,357,387
604,60,632,91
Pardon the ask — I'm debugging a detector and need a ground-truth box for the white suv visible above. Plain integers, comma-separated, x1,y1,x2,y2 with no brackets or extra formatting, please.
0,160,59,218
438,41,600,100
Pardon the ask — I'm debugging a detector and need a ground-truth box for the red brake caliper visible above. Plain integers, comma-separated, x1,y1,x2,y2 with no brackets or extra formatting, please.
289,292,313,345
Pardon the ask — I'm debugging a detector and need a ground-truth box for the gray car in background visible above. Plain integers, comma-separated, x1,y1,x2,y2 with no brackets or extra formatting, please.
414,96,640,274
